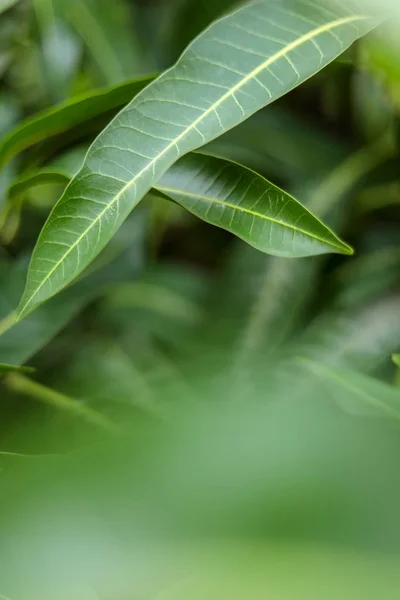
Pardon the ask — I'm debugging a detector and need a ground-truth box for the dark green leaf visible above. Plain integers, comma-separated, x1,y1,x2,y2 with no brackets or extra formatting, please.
156,153,352,257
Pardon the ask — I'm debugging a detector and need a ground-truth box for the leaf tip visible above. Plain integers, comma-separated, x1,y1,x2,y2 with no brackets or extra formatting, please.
337,241,354,256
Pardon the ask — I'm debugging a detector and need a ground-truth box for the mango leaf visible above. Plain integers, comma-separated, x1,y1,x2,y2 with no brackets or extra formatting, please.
301,358,400,422
7,144,87,200
155,153,352,257
204,105,348,182
0,0,18,15
17,0,376,318
163,0,238,63
0,363,35,375
0,75,154,172
0,210,146,366
9,150,352,257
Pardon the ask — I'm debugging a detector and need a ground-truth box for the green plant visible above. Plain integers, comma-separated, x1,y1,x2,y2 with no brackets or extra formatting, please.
0,0,400,598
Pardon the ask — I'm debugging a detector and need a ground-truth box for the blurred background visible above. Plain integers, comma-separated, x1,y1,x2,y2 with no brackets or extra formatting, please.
0,0,400,598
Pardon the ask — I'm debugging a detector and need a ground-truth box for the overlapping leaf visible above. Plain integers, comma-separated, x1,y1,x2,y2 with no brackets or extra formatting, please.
18,0,376,318
155,153,352,257
0,75,154,171
0,211,146,366
9,150,352,257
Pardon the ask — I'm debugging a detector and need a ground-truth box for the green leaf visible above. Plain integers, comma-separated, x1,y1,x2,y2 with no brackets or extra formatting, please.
7,144,88,199
0,75,154,172
0,211,146,366
0,0,18,15
9,170,70,199
155,153,352,257
10,151,353,257
393,354,400,368
18,0,375,318
164,0,238,63
300,358,400,421
0,363,35,375
204,105,348,182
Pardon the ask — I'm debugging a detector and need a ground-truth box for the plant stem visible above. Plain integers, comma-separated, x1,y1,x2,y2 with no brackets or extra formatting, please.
6,373,118,434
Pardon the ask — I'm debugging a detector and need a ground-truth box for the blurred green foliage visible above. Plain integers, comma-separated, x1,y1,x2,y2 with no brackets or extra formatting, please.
0,0,399,598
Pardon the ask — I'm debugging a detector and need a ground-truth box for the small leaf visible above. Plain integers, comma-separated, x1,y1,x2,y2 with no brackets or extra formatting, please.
0,363,35,375
9,170,70,199
0,75,154,172
18,0,375,318
155,153,352,257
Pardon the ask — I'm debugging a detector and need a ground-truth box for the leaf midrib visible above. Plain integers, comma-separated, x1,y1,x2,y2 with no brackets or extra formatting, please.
157,185,342,248
19,12,366,316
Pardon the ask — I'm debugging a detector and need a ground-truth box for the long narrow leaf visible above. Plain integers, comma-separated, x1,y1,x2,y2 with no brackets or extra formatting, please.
0,75,154,171
9,150,352,256
17,0,376,317
155,153,352,257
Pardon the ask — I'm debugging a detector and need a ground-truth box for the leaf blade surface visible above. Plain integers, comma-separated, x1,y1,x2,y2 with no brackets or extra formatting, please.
18,0,376,317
